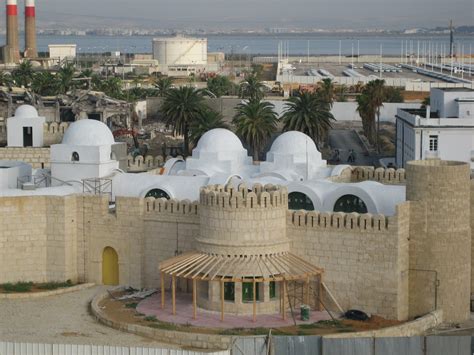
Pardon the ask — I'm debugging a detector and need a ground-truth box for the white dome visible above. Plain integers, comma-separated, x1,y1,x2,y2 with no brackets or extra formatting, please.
195,129,244,153
14,105,39,118
62,119,115,146
269,131,320,157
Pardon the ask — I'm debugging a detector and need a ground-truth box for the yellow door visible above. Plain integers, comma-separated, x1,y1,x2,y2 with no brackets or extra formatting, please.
102,247,119,285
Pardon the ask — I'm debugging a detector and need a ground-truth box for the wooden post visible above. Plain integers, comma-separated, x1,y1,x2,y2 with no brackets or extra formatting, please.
161,271,165,310
172,275,176,315
193,279,197,320
220,280,224,322
253,280,257,322
317,274,323,312
305,276,310,306
282,280,287,320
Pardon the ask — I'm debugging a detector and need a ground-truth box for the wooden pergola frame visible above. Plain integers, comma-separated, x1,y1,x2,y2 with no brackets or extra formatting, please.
159,251,324,322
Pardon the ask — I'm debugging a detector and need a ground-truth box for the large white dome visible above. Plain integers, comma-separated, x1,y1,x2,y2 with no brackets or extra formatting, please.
269,131,320,158
194,128,244,153
14,105,39,118
62,119,115,146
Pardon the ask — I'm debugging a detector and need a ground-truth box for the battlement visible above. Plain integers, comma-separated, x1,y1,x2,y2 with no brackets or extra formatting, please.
127,155,165,172
43,122,69,134
351,167,406,184
144,197,199,216
289,210,390,231
200,183,288,209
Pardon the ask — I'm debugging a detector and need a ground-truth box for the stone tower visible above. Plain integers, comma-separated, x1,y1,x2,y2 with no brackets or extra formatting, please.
406,160,471,322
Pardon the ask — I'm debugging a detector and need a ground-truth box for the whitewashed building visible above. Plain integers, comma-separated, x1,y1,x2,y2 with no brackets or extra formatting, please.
396,88,474,168
7,105,46,147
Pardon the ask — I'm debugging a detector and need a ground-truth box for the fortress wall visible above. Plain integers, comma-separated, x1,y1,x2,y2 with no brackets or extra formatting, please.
288,205,410,321
0,147,50,168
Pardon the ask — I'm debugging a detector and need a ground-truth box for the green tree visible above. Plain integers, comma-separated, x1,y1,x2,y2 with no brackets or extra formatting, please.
318,78,336,108
207,75,236,97
31,72,59,96
421,96,430,109
155,77,173,97
12,60,34,88
57,63,76,94
189,109,229,145
356,93,376,145
233,99,278,160
336,84,348,102
282,91,335,149
239,73,265,101
161,86,207,156
0,71,13,88
384,87,404,103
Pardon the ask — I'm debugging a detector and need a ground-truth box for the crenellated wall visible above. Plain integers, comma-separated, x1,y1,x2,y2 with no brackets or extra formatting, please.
331,166,406,185
127,154,166,172
288,205,410,321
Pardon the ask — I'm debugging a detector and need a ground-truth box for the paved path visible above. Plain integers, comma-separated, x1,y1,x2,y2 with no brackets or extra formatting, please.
138,293,331,329
328,129,374,166
0,286,174,348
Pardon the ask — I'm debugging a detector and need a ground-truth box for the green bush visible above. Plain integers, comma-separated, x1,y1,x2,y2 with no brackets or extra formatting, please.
1,282,33,293
125,302,138,309
144,315,158,322
37,280,74,290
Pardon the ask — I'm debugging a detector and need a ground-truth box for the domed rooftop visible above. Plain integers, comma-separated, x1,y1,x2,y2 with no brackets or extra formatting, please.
14,105,39,118
269,131,320,157
62,119,115,146
194,129,244,153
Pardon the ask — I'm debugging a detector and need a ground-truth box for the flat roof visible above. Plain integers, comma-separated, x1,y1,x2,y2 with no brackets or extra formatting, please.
436,88,474,92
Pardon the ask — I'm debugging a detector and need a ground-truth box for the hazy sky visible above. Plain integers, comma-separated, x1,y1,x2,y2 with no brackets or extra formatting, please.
17,0,474,29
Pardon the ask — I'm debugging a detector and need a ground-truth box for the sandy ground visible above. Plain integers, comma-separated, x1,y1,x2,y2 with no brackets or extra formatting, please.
0,286,177,348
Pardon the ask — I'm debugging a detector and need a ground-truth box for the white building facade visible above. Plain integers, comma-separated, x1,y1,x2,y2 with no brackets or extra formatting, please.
7,105,46,147
396,88,474,169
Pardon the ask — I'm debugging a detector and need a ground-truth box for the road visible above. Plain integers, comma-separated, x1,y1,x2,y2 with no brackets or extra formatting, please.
0,286,175,348
328,129,374,166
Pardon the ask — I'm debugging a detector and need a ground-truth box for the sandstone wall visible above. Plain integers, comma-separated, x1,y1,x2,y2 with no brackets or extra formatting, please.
0,147,50,168
288,206,410,321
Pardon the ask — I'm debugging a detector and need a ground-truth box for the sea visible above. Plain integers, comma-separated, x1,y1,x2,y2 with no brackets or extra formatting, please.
0,33,473,56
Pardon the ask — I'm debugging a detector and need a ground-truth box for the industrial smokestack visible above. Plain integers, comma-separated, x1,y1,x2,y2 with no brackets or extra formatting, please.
6,0,20,63
24,0,37,58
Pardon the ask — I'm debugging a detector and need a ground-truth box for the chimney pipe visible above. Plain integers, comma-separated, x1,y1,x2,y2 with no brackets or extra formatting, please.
24,0,37,58
6,0,20,63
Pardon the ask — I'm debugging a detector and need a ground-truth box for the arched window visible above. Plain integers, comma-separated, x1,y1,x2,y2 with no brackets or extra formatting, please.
145,189,170,199
288,192,315,211
333,194,368,214
71,152,80,162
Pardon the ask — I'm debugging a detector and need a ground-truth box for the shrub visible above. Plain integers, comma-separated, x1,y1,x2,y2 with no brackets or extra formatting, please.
144,315,158,322
125,302,138,309
1,282,33,293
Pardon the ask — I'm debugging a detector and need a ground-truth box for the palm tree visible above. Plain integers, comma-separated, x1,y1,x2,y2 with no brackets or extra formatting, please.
12,60,34,88
161,86,207,156
233,99,278,160
336,84,348,102
239,73,265,101
318,78,335,108
281,91,335,149
0,71,13,88
57,63,76,94
366,79,386,152
155,77,173,97
189,109,229,145
31,72,59,96
356,93,376,145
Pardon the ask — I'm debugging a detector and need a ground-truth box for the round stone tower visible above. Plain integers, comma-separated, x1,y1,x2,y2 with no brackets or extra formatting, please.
406,160,471,322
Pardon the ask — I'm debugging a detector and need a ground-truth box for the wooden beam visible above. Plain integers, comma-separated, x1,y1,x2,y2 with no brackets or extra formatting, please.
253,280,257,322
282,280,287,320
172,275,176,315
193,279,197,320
305,276,310,306
220,280,225,322
161,271,165,310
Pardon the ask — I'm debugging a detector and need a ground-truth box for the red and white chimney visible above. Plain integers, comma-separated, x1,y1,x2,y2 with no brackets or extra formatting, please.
6,0,20,62
24,0,37,58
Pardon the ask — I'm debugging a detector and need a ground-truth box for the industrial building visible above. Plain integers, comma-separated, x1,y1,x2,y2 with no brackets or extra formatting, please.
396,88,474,168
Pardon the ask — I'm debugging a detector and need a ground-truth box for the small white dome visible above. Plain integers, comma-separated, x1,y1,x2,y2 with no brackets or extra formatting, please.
14,105,39,118
62,119,115,146
269,131,320,157
195,129,244,153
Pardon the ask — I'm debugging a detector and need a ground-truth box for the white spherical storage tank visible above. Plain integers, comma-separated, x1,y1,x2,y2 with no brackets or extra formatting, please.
152,36,207,66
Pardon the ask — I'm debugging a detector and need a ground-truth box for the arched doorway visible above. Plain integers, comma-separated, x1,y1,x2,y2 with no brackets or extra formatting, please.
333,194,368,214
288,192,315,211
102,247,119,285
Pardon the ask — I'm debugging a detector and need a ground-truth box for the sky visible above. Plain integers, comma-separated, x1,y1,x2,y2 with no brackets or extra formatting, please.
15,0,474,29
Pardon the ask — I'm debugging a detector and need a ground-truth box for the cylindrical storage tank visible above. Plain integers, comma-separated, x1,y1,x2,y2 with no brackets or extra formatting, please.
152,36,207,66
406,160,471,322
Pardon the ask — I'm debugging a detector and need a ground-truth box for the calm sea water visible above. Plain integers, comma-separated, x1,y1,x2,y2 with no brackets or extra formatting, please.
1,34,473,56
